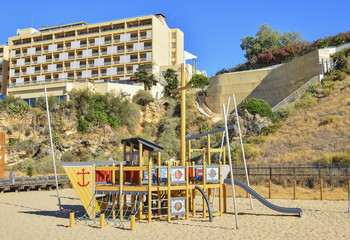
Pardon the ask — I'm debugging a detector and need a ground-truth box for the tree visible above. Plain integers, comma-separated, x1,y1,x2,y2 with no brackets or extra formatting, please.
163,68,179,97
188,74,209,88
240,24,305,60
134,64,154,91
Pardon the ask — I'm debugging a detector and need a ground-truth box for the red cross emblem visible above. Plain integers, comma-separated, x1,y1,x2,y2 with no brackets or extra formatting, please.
77,168,90,187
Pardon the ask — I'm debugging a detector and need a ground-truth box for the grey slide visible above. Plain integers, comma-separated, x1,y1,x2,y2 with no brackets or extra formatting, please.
225,179,303,217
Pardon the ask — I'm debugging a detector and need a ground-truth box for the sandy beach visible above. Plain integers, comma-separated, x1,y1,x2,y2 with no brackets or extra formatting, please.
1,188,350,240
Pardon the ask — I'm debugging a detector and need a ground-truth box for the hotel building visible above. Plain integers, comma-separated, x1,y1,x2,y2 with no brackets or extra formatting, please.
5,14,190,103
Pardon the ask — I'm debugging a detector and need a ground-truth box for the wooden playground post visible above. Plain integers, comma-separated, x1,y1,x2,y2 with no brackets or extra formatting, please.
269,180,272,199
100,213,105,229
192,161,195,184
112,163,115,185
223,184,227,213
207,134,211,165
148,160,152,223
219,161,223,216
188,140,191,163
167,162,171,222
130,143,134,183
130,214,135,230
92,163,97,219
0,132,5,178
185,162,189,220
139,143,143,186
119,162,124,221
157,151,161,217
69,212,74,227
320,179,323,200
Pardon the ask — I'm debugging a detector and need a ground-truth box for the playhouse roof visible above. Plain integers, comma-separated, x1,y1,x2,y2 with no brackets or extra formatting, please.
121,137,164,152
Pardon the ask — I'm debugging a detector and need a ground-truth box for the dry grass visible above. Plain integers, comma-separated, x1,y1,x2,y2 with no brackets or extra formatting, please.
252,77,350,164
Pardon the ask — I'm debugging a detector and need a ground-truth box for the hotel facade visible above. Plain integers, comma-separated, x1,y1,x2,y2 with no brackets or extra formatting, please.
2,14,202,104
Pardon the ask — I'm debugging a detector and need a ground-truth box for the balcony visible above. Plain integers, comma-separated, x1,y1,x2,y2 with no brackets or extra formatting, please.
36,50,41,54
92,73,98,77
68,56,75,59
127,70,133,74
81,44,87,47
130,36,138,41
101,51,107,55
57,67,63,71
104,61,111,66
140,58,146,61
117,71,124,75
144,45,152,50
77,55,82,58
101,72,107,76
14,54,21,57
80,64,86,68
114,39,121,43
57,47,64,51
130,58,138,63
35,70,41,73
127,48,133,52
117,49,124,53
105,40,112,44
114,60,120,64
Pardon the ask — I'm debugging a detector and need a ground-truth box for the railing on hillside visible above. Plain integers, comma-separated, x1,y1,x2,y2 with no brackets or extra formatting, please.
271,75,320,112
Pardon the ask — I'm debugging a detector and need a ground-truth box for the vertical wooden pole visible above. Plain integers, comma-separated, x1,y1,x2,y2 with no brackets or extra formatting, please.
185,162,189,220
167,162,171,222
139,143,143,186
130,143,134,183
192,161,195,184
180,63,186,166
188,140,191,163
100,213,105,229
130,214,135,231
223,184,227,213
112,163,115,185
219,162,223,216
192,188,196,216
119,162,124,221
0,132,5,178
157,151,161,217
269,180,272,199
69,212,74,227
148,160,152,223
320,179,323,200
207,134,211,165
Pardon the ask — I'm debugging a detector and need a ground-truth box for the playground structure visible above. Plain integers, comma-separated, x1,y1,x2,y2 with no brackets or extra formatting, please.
61,65,302,230
62,137,227,225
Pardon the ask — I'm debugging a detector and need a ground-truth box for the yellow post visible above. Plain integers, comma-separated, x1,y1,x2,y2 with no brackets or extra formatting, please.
223,184,227,213
139,143,143,186
100,213,105,229
192,188,196,216
192,161,195,184
92,163,97,219
269,180,272,199
157,151,161,185
207,134,211,165
131,143,134,183
320,179,323,200
123,140,126,162
112,163,115,185
119,162,124,221
188,140,192,163
130,214,135,231
180,63,186,166
148,160,152,223
167,162,171,222
185,162,189,220
219,162,223,216
69,212,74,227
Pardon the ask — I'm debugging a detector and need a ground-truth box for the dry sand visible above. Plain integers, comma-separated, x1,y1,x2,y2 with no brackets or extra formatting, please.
1,188,350,240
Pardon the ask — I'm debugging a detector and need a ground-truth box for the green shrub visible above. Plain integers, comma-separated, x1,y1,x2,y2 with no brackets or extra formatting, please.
61,150,76,162
317,40,329,48
294,94,317,109
9,138,18,146
132,90,154,106
108,115,119,130
261,122,282,136
319,115,335,126
319,151,350,164
246,135,267,144
26,166,35,177
241,98,275,119
78,118,89,133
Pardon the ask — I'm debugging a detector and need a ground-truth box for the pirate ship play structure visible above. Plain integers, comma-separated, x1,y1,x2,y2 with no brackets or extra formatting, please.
62,65,302,230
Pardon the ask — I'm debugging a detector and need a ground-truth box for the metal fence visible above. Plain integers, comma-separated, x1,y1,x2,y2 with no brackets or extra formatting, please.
232,163,350,182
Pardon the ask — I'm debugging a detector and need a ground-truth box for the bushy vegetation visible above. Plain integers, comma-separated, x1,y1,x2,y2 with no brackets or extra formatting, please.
241,98,276,120
132,90,154,106
319,151,350,165
67,89,139,134
163,68,179,98
187,74,209,88
312,31,350,48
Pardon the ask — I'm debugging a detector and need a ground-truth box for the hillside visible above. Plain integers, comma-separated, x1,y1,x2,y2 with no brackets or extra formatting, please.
250,76,350,164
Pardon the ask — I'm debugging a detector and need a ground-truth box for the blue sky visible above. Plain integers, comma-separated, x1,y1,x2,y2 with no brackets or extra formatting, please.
1,0,349,76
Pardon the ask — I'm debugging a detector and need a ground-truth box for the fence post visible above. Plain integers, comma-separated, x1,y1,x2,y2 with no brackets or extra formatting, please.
269,167,272,199
320,179,323,201
348,180,350,213
293,180,296,200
